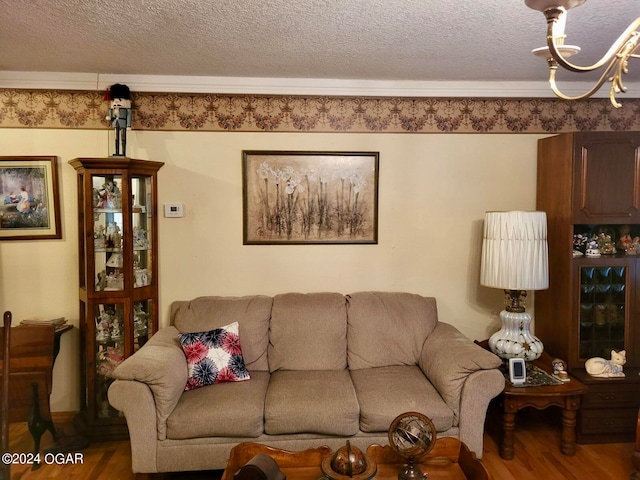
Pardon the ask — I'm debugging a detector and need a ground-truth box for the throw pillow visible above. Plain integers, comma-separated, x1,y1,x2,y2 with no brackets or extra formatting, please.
178,322,250,390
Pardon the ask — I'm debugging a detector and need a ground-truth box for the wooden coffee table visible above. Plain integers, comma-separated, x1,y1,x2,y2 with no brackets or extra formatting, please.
222,437,490,480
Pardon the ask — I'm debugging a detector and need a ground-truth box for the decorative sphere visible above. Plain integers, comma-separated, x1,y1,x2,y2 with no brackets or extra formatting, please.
321,440,377,480
330,441,367,476
388,412,436,459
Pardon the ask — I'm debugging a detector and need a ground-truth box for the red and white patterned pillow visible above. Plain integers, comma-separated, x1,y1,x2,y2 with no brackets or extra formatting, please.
178,321,250,391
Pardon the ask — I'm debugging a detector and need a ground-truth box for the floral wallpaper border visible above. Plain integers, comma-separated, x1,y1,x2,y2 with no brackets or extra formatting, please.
1,88,640,133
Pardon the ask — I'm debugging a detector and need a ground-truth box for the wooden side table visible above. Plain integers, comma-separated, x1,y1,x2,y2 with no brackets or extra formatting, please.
499,352,587,460
476,340,588,460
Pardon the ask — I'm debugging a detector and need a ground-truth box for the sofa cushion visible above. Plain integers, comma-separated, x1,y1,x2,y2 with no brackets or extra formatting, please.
347,292,438,370
172,295,272,371
350,365,455,432
165,371,270,439
264,370,359,435
178,322,250,390
268,292,347,371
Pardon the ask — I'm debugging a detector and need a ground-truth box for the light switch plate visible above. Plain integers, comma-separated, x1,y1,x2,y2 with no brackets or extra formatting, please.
164,203,184,218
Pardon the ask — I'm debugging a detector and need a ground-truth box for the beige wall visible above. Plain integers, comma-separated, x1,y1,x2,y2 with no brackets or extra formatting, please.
0,128,546,412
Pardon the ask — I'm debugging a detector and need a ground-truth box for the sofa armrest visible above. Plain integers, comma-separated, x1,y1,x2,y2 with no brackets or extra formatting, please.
108,379,158,472
419,322,503,417
109,326,188,439
457,368,505,458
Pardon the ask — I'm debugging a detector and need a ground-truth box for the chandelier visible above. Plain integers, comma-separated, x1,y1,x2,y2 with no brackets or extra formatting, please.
525,0,640,108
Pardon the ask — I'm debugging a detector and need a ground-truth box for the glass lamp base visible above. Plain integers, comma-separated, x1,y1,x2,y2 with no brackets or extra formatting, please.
489,309,544,361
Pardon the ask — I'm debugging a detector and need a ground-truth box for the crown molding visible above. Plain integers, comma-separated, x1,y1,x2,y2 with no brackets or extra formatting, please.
1,71,637,100
0,72,100,90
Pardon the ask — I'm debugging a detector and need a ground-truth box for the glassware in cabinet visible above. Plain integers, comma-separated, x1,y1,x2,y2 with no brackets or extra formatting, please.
577,262,629,361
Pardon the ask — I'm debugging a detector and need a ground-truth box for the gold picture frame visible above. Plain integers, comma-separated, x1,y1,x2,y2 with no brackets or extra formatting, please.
0,156,62,240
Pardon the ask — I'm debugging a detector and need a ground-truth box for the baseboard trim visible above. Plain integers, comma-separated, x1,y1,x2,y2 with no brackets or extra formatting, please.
51,411,79,425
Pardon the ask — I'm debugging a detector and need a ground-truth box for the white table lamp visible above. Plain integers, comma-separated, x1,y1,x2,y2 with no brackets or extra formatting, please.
480,211,549,361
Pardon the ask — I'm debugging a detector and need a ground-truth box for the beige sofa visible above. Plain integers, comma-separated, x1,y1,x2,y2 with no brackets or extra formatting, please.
108,291,504,473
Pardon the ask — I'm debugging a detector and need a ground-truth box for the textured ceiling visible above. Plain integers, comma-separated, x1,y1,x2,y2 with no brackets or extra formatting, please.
1,0,639,93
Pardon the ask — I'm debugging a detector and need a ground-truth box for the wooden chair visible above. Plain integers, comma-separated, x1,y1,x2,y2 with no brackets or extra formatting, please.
0,318,57,471
1,312,12,480
633,408,640,480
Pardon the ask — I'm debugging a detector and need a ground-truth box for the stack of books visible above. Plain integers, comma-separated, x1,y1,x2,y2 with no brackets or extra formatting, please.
20,317,68,331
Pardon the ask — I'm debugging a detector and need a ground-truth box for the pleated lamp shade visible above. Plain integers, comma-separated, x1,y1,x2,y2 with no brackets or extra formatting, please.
480,211,549,291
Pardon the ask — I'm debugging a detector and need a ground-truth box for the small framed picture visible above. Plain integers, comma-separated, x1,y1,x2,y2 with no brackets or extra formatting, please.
0,156,62,240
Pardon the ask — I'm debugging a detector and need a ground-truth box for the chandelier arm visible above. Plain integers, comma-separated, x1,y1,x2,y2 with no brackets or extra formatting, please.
609,36,640,107
547,58,620,102
546,12,640,73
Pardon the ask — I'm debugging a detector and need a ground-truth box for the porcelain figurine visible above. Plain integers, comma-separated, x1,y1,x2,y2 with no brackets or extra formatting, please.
134,267,149,287
110,319,123,341
585,238,601,257
585,350,626,378
95,318,110,343
105,222,122,249
573,233,586,257
133,226,149,248
133,303,149,338
597,233,617,255
552,358,570,381
552,358,567,375
94,224,106,249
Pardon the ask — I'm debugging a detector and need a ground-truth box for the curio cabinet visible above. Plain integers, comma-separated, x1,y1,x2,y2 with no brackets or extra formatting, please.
70,157,163,441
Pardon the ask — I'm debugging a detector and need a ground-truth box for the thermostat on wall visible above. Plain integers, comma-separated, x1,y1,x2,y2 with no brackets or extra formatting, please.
164,203,184,218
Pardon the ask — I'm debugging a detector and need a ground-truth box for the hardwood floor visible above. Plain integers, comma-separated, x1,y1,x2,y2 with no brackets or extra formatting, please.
4,407,635,480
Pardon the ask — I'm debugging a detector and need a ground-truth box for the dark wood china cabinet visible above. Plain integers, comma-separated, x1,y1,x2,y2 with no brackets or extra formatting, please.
535,132,640,444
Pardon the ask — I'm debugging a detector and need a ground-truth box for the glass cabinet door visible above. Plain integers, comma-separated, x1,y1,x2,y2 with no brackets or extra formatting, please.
94,302,125,419
133,299,152,350
578,263,630,360
92,174,124,292
131,175,153,289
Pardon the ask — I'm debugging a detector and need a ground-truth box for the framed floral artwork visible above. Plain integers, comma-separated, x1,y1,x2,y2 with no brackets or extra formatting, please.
0,156,62,240
243,151,379,245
